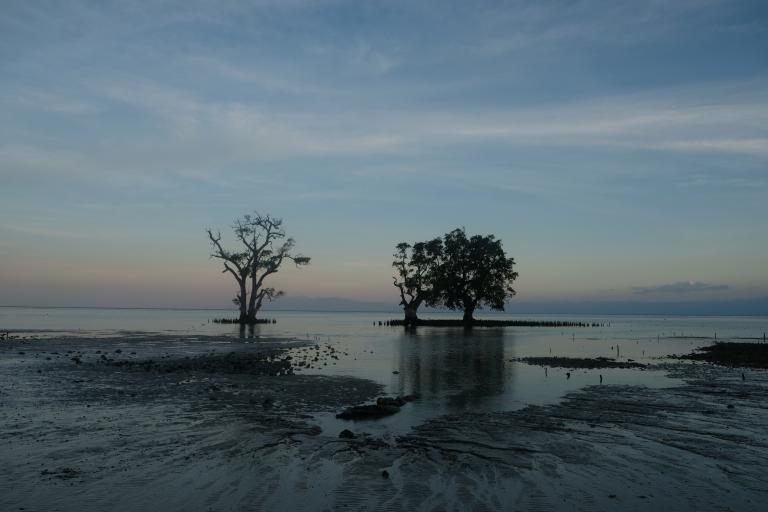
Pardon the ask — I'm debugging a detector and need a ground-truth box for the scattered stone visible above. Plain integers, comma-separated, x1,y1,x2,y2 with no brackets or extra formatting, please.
381,470,389,479
338,429,356,439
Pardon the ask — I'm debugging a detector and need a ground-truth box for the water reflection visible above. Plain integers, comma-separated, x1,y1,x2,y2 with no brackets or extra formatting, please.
393,328,514,410
238,323,258,338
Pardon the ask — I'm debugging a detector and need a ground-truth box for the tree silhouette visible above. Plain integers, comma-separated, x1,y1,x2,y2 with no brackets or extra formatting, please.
207,213,309,323
437,228,518,324
392,238,443,326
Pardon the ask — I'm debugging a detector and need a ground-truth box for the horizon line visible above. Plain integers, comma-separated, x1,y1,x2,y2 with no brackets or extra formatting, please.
0,305,766,318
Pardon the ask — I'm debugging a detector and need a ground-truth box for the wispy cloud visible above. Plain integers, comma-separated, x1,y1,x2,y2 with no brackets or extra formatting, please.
633,281,730,295
3,78,767,193
14,90,99,114
652,138,768,157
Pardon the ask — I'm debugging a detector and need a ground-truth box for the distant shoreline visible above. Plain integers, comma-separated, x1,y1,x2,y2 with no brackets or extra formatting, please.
0,305,766,318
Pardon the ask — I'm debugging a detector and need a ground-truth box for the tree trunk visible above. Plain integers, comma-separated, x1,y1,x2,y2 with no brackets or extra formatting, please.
247,279,258,322
403,303,419,327
253,292,265,321
462,306,475,325
238,281,248,321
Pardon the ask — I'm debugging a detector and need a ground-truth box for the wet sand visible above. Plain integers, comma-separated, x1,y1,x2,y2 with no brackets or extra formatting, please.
1,334,767,511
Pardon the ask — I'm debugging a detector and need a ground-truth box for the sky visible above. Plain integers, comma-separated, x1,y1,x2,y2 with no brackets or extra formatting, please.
1,0,767,311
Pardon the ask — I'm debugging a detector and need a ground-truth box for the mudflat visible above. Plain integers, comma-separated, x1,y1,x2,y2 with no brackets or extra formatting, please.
1,334,766,511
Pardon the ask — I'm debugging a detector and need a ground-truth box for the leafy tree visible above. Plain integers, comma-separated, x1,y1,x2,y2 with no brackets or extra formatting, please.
437,228,518,323
207,213,310,323
392,238,443,326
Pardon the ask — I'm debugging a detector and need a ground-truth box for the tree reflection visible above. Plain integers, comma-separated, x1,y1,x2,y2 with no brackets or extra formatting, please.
393,328,514,409
237,323,257,339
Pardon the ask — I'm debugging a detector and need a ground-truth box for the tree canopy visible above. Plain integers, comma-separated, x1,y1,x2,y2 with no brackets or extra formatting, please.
393,228,517,324
392,238,443,326
437,228,518,322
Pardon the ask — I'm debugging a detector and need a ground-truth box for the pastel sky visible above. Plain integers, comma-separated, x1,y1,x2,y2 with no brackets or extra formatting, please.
1,0,767,309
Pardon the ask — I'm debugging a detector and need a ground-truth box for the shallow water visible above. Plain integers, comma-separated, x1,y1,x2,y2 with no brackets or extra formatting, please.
2,307,766,434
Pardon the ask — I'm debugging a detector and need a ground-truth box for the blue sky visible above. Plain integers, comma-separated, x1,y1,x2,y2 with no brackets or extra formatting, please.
1,0,767,309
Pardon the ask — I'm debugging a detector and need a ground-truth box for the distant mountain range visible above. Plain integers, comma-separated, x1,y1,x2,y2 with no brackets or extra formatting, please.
262,295,768,316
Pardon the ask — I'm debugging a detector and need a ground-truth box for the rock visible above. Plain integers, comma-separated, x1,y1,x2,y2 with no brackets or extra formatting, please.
336,404,401,420
338,429,356,439
381,470,389,479
376,396,406,407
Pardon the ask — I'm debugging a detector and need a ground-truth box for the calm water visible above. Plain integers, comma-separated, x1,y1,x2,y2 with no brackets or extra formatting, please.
2,307,767,434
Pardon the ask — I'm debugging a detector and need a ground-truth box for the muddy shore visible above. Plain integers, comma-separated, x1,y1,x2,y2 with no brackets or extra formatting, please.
1,335,767,511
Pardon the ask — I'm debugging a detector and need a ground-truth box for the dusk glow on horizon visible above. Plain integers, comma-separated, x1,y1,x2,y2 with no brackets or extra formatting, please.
1,1,767,311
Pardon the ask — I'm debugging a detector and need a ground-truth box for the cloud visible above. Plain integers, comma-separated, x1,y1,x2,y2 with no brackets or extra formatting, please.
3,78,767,195
14,91,99,114
97,79,768,157
632,281,730,295
652,138,768,157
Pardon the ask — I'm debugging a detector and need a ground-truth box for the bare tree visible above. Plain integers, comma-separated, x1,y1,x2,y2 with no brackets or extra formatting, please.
206,229,251,320
207,213,310,323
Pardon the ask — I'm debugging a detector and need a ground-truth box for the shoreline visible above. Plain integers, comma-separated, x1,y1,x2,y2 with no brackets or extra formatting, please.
385,318,604,327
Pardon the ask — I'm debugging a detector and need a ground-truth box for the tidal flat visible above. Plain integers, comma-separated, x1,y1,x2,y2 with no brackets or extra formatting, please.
1,327,767,511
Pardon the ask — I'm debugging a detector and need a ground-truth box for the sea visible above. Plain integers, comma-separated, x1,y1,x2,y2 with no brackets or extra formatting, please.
2,307,766,434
